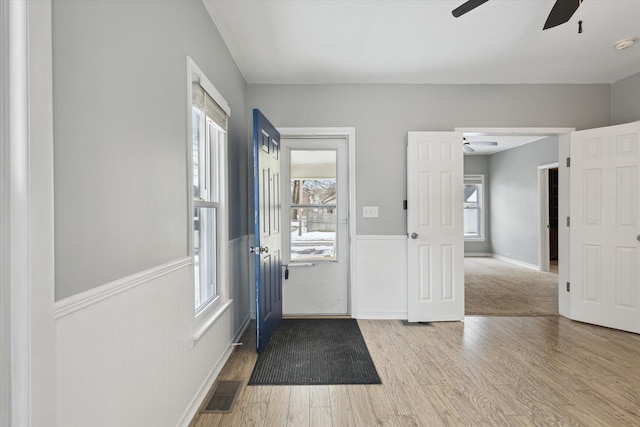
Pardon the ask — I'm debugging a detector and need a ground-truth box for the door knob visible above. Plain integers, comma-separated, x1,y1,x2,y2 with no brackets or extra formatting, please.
249,246,269,254
411,232,419,239
637,234,640,242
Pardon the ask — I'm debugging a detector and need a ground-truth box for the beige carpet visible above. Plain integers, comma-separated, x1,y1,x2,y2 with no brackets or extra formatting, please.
465,257,558,316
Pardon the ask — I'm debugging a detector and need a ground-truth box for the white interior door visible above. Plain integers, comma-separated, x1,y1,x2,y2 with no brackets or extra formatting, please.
281,137,349,315
407,132,465,322
570,121,640,333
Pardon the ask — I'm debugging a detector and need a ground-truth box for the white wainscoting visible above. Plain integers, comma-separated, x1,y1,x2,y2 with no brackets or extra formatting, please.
248,234,256,320
55,236,252,427
354,237,552,321
355,235,408,319
230,235,252,342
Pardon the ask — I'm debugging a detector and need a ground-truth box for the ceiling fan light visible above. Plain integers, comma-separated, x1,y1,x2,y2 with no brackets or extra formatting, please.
614,37,637,50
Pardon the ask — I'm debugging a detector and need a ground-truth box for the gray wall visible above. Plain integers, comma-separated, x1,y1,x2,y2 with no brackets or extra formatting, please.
53,0,249,299
611,72,640,125
248,84,611,235
463,155,491,254
489,136,558,266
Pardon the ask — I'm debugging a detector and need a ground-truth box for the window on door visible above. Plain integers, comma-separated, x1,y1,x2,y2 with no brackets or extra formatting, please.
289,150,337,261
464,175,484,241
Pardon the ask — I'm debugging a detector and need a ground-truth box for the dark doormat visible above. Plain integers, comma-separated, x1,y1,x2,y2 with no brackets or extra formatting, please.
248,319,381,385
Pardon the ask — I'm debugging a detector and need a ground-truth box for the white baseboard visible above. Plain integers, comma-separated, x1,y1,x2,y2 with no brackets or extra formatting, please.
464,252,492,257
233,315,251,343
176,343,235,427
491,254,540,271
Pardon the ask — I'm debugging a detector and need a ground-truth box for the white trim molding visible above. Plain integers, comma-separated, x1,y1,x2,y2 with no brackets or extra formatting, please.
492,254,540,271
7,3,32,424
54,257,192,319
1,0,11,423
192,300,233,342
464,252,493,257
455,127,576,136
4,1,57,425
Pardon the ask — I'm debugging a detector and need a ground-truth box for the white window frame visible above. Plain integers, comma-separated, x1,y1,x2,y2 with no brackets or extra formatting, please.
1,1,11,422
187,57,230,340
464,174,485,241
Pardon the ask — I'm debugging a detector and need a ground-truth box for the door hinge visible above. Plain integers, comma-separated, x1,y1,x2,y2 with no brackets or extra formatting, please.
566,157,571,167
566,282,570,292
566,217,570,227
403,200,407,210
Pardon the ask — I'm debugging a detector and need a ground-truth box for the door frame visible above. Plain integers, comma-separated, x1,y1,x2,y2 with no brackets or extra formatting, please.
278,127,357,315
2,1,57,424
538,162,559,272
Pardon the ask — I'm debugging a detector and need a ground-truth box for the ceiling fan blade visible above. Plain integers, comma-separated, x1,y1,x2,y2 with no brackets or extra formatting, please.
463,144,475,153
470,141,498,147
452,0,490,18
543,0,581,30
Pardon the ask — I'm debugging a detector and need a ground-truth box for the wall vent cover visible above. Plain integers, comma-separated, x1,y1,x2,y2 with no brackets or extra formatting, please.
400,320,433,327
201,380,242,413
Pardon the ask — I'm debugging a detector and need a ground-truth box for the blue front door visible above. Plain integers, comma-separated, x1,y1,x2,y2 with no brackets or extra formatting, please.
253,109,283,353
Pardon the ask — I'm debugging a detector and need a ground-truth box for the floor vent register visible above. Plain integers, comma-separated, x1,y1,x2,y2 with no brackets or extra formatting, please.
200,381,242,413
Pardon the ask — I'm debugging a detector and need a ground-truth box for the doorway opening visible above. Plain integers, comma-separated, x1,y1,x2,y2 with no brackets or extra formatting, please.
538,163,559,273
457,127,573,316
549,167,559,272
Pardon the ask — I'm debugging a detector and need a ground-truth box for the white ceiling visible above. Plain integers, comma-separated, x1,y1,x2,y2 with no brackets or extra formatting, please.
203,0,640,85
463,134,548,155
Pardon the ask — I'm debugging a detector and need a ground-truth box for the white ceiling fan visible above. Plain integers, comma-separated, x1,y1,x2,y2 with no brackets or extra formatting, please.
463,137,498,153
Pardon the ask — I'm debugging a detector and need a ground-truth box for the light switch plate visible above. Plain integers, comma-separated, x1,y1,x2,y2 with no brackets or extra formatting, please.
363,206,378,218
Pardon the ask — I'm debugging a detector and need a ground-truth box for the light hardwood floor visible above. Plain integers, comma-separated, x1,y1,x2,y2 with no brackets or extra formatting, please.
190,316,640,426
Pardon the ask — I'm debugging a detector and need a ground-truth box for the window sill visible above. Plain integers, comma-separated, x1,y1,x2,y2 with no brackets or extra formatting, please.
192,298,233,343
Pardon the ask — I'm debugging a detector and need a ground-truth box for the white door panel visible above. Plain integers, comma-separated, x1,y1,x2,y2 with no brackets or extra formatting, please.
281,137,349,315
570,121,640,333
282,264,348,314
407,132,464,322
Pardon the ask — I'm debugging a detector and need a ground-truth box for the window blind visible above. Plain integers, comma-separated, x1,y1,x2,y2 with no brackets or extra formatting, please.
192,82,228,131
